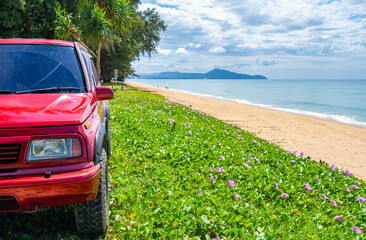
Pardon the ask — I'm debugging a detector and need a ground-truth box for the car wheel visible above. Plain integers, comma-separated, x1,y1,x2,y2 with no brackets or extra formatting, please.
74,148,109,235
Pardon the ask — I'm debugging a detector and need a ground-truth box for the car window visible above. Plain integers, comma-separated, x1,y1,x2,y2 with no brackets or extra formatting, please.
0,44,86,93
91,61,100,86
80,50,97,91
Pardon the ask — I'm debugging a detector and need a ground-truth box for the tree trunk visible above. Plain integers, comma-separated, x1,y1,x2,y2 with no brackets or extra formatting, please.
101,63,111,82
96,40,103,76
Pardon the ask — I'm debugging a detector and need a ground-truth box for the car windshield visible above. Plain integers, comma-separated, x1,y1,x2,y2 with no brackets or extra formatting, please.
0,44,86,93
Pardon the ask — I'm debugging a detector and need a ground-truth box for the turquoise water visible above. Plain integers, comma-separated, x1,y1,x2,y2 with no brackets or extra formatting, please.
129,79,366,127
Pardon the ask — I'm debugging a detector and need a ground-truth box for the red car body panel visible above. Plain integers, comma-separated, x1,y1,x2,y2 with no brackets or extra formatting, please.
0,93,96,129
0,38,73,47
0,39,113,212
0,164,100,212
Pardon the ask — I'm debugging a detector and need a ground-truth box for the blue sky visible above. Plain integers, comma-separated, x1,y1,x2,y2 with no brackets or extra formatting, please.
133,0,366,79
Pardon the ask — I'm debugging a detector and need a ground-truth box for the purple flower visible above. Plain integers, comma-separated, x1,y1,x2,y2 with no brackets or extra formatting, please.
353,185,359,190
243,199,246,203
331,200,337,206
253,140,257,144
200,127,203,130
355,181,361,185
199,189,202,195
317,177,320,182
274,183,279,189
343,169,354,176
334,215,343,221
281,193,289,198
220,156,225,160
290,160,295,164
210,176,215,183
209,167,213,172
188,130,192,135
196,133,199,136
243,163,248,168
346,187,350,192
228,180,235,188
357,197,365,202
303,183,313,191
347,195,351,198
217,167,225,173
216,234,221,240
330,164,336,171
234,192,241,199
322,194,329,200
226,146,230,150
352,226,361,234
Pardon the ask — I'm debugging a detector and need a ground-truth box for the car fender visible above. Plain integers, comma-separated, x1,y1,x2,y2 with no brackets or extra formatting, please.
94,123,106,164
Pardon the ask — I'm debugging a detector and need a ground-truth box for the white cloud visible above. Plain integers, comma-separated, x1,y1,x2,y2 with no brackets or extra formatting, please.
157,47,172,55
135,0,366,79
176,48,189,54
209,46,226,54
189,43,201,48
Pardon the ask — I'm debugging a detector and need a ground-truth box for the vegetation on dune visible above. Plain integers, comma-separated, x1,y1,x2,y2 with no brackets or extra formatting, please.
107,87,366,239
0,87,365,239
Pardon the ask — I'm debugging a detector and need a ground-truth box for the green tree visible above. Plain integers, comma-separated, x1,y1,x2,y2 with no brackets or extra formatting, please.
0,0,76,39
0,0,166,80
54,0,134,75
100,7,167,80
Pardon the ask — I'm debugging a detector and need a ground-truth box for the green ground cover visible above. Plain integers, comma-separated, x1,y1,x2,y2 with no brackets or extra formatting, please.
106,87,365,239
0,87,364,239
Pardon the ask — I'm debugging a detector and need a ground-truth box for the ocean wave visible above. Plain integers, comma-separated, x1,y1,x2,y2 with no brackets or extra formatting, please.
170,88,366,127
134,83,366,128
272,107,366,127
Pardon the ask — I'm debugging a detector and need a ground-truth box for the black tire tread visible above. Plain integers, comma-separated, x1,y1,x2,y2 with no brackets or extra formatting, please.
74,149,109,235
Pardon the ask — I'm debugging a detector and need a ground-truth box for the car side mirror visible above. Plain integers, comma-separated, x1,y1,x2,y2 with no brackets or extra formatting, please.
95,86,114,101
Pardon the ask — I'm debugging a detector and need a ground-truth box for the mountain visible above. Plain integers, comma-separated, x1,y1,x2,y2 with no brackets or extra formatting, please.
138,69,267,79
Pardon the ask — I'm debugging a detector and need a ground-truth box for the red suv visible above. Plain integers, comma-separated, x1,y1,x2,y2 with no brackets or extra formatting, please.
0,39,113,235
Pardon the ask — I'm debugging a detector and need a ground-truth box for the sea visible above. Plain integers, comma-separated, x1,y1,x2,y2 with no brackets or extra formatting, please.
129,79,366,128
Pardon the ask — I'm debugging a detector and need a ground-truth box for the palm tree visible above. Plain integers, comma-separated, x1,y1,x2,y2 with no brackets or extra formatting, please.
54,0,134,76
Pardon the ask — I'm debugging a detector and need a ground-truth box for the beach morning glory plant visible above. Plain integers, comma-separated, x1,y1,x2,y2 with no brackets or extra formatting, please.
102,88,366,239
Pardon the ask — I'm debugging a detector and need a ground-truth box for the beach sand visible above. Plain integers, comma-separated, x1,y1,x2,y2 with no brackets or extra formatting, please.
126,81,366,181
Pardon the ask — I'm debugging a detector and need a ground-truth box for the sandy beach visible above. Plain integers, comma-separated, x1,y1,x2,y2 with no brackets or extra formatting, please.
126,81,366,181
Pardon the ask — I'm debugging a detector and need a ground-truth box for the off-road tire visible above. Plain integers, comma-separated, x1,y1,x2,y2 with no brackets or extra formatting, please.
74,148,109,235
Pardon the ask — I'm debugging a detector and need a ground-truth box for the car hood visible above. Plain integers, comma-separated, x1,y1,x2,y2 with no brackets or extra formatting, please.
0,94,95,129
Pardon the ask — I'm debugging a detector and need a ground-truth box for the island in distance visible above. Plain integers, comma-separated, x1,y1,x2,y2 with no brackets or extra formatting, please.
137,69,267,79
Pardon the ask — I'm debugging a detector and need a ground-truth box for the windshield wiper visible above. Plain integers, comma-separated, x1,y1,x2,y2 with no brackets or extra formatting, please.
16,87,81,94
0,90,16,94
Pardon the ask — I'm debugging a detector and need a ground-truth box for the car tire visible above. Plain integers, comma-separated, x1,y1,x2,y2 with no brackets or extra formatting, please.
74,148,109,235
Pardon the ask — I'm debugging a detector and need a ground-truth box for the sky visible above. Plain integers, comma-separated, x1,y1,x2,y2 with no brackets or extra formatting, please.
132,0,366,79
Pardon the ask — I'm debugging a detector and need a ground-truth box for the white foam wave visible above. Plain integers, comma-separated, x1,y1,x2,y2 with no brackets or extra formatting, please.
137,84,366,128
271,107,366,127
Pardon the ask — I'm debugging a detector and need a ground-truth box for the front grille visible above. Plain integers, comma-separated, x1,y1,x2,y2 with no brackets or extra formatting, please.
0,143,21,164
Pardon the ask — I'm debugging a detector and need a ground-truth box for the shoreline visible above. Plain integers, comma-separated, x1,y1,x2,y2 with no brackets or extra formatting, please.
163,86,366,129
126,81,366,181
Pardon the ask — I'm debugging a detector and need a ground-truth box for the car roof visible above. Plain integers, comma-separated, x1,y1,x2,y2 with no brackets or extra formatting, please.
0,38,74,47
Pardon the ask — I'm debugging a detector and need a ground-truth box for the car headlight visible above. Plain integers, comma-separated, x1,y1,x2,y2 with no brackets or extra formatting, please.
27,138,82,162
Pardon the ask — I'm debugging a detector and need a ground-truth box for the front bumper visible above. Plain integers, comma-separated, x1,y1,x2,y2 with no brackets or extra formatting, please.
0,164,100,212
